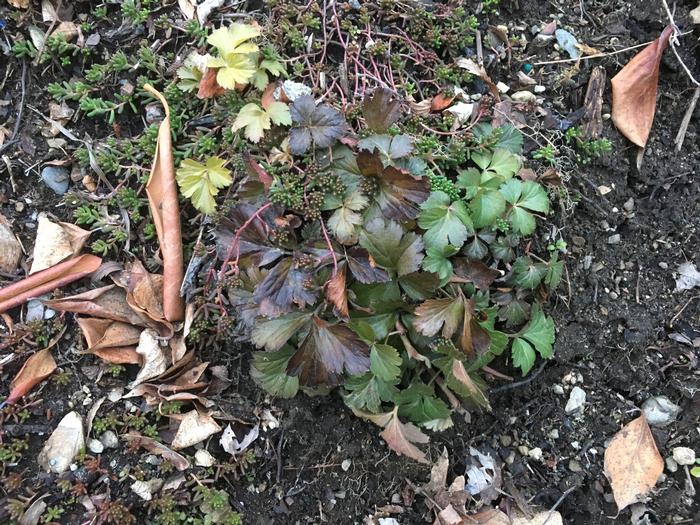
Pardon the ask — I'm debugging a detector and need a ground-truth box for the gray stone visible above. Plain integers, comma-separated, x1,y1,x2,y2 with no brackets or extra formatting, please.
40,166,70,195
642,396,681,427
672,447,696,466
665,456,679,473
607,234,621,245
565,386,586,415
100,430,119,449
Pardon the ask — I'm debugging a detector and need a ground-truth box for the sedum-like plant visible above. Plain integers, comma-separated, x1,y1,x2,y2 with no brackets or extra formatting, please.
215,88,560,462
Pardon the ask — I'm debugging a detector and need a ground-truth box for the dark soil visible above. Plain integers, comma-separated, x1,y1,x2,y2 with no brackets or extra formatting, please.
0,1,699,524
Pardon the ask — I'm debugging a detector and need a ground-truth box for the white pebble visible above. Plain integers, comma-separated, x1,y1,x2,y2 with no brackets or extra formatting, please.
672,447,696,466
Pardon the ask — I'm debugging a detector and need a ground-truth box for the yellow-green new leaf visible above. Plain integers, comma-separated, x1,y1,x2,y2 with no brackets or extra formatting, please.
232,102,291,143
176,157,232,214
207,24,261,88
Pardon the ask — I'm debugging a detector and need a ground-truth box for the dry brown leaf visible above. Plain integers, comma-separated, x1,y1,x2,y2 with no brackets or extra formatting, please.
170,410,222,450
0,214,22,273
30,215,90,274
260,82,278,110
431,93,456,112
75,318,141,364
410,98,433,117
4,348,57,406
177,0,196,19
143,84,185,322
0,254,102,314
611,26,673,148
45,285,147,326
378,407,429,464
512,511,563,525
197,68,227,99
455,58,500,100
123,431,190,470
604,415,663,511
325,264,349,318
8,0,30,8
243,152,273,190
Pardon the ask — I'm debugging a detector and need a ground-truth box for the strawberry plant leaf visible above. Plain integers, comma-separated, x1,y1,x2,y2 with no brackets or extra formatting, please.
362,87,402,132
289,95,347,154
215,203,284,266
359,216,424,277
512,256,548,289
395,382,451,426
370,343,402,381
452,259,501,291
253,257,319,315
375,407,430,463
544,252,564,289
232,102,291,143
358,134,414,162
345,247,390,284
344,372,398,413
286,316,371,386
418,191,473,250
327,191,368,244
207,24,260,88
413,296,464,338
422,245,459,281
501,179,549,235
251,346,300,398
512,337,536,375
521,304,555,359
251,311,312,351
398,271,441,300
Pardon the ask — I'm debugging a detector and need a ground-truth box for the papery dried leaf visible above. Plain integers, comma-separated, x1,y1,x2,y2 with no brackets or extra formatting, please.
131,329,168,387
5,348,57,406
287,316,370,386
325,263,349,318
122,261,166,322
0,214,22,273
0,254,102,314
451,359,490,409
76,317,142,364
30,215,90,274
143,84,185,322
456,58,500,100
196,68,226,99
604,415,663,511
362,87,402,132
123,432,190,470
452,259,501,290
170,410,222,450
467,508,510,525
611,26,673,148
410,98,433,117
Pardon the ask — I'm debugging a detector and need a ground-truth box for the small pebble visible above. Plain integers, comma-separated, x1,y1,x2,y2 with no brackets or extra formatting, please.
623,198,635,212
100,430,119,449
665,457,679,473
598,185,612,195
642,396,681,428
609,291,619,300
568,459,582,472
500,435,513,447
517,445,529,456
40,166,70,195
528,447,543,461
511,90,536,103
658,262,669,270
88,439,104,454
195,449,216,467
607,234,621,245
534,85,546,93
672,447,696,466
565,386,586,415
572,235,585,247
548,429,560,439
145,103,163,124
341,459,351,472
496,81,510,93
553,384,565,395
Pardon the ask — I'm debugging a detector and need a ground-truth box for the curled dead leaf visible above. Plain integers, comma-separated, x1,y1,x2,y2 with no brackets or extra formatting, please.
131,329,168,387
0,254,102,314
123,431,190,470
196,68,227,99
143,85,185,322
604,415,663,511
30,215,90,274
611,26,673,148
325,263,349,318
170,410,222,450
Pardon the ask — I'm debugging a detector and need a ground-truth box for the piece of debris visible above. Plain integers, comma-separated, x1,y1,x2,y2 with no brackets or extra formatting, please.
3,348,57,407
672,447,696,466
513,510,564,525
87,438,104,454
38,411,85,474
674,262,700,292
220,423,259,456
604,416,663,511
0,214,22,273
642,396,681,427
130,479,163,501
580,66,606,140
30,215,90,274
565,386,586,415
555,29,579,59
100,430,119,449
465,447,501,504
170,410,222,450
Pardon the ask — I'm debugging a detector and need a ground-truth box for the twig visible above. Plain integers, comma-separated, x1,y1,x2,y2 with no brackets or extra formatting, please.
218,201,273,279
674,86,700,151
661,0,700,87
531,31,694,66
490,360,549,395
542,486,577,525
0,61,27,156
319,218,338,275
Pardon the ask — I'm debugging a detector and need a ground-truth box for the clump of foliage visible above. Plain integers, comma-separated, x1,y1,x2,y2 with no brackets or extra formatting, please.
208,86,560,461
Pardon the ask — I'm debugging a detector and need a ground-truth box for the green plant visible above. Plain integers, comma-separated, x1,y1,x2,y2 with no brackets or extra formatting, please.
216,90,558,462
564,127,612,164
11,40,37,59
691,458,700,478
121,0,151,25
176,156,233,214
42,505,65,523
194,486,242,525
532,144,556,164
